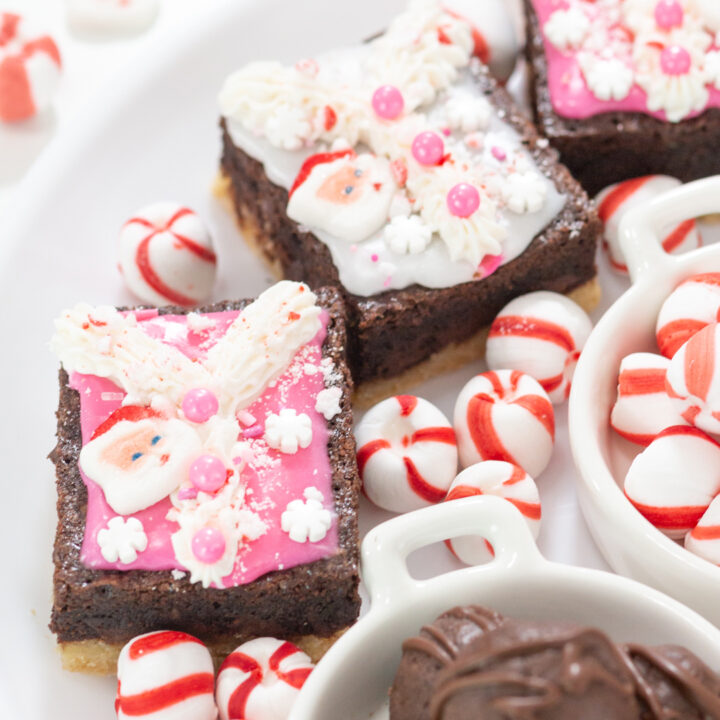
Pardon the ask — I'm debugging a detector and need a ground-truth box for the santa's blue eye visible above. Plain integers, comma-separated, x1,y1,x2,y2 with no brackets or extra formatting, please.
354,169,363,177
131,452,143,461
344,185,354,194
151,435,161,445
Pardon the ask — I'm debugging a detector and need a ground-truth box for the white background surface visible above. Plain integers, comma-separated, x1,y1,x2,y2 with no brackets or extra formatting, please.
0,1,637,718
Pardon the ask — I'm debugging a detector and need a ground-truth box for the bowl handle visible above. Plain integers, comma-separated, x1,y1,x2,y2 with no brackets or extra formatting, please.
619,176,720,283
361,495,543,605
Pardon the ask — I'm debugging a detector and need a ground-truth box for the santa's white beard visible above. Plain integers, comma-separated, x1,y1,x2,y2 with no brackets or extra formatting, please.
287,153,396,243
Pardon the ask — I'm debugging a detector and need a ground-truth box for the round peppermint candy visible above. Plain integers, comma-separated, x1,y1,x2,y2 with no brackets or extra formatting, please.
624,425,720,539
656,273,720,358
355,395,457,513
596,176,701,275
444,461,541,565
0,13,61,123
116,630,216,720
453,370,555,478
666,323,720,435
66,0,159,36
686,495,720,566
216,638,314,720
610,352,687,446
486,292,592,404
118,202,217,307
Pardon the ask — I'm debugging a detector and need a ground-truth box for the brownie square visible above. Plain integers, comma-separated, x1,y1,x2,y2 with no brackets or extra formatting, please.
219,61,599,391
49,287,360,672
524,0,720,196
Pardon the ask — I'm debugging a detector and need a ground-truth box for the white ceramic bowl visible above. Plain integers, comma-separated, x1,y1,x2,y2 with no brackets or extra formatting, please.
288,495,720,720
569,176,720,626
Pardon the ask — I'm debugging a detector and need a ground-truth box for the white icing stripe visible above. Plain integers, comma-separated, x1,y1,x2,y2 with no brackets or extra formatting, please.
220,1,565,297
204,281,321,413
51,281,321,415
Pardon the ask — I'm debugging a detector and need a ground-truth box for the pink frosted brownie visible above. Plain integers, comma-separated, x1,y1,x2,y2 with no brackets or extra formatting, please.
48,282,360,672
525,0,720,193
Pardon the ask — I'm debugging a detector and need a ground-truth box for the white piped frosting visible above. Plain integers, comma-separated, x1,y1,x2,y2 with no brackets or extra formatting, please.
219,0,565,297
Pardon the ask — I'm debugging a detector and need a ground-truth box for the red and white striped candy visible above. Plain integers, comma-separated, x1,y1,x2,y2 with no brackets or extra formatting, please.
216,638,314,720
355,395,457,513
442,0,519,82
0,13,61,123
610,352,688,446
118,202,217,307
624,425,720,539
444,461,541,565
656,273,720,358
685,494,720,566
116,630,216,720
66,0,159,36
595,176,701,275
453,370,555,478
486,291,592,404
666,322,720,435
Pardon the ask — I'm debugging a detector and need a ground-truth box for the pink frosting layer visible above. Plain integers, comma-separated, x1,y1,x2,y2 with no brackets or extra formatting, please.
70,308,339,588
531,0,720,121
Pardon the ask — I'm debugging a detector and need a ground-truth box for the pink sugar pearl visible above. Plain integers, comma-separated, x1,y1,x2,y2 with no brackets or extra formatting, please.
660,45,691,75
372,85,404,119
412,131,445,166
191,527,226,564
182,388,218,423
446,183,480,218
654,0,683,29
189,454,227,492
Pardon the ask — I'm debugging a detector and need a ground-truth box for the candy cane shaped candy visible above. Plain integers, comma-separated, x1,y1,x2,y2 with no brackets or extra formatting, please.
442,0,520,82
685,494,720,566
624,425,720,539
355,395,457,513
444,461,541,565
0,13,61,123
66,0,159,36
656,273,720,358
216,638,314,720
118,202,217,307
486,292,592,404
116,630,216,720
666,323,720,435
610,352,688,446
595,176,701,275
454,370,555,478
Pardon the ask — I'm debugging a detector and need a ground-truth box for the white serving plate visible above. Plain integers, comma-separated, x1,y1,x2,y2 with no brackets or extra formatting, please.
570,176,720,626
291,496,720,720
0,1,704,718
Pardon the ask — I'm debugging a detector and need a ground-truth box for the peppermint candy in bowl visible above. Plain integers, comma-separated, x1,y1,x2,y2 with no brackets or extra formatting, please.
570,176,720,625
117,202,217,307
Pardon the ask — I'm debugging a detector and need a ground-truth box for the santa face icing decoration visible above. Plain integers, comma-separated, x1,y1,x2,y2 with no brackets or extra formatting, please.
52,282,341,589
219,1,565,297
79,408,202,516
287,151,396,243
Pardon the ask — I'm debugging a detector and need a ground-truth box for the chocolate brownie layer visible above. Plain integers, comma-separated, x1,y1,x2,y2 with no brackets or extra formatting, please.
49,288,360,653
524,0,720,196
390,606,720,720
220,63,600,386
